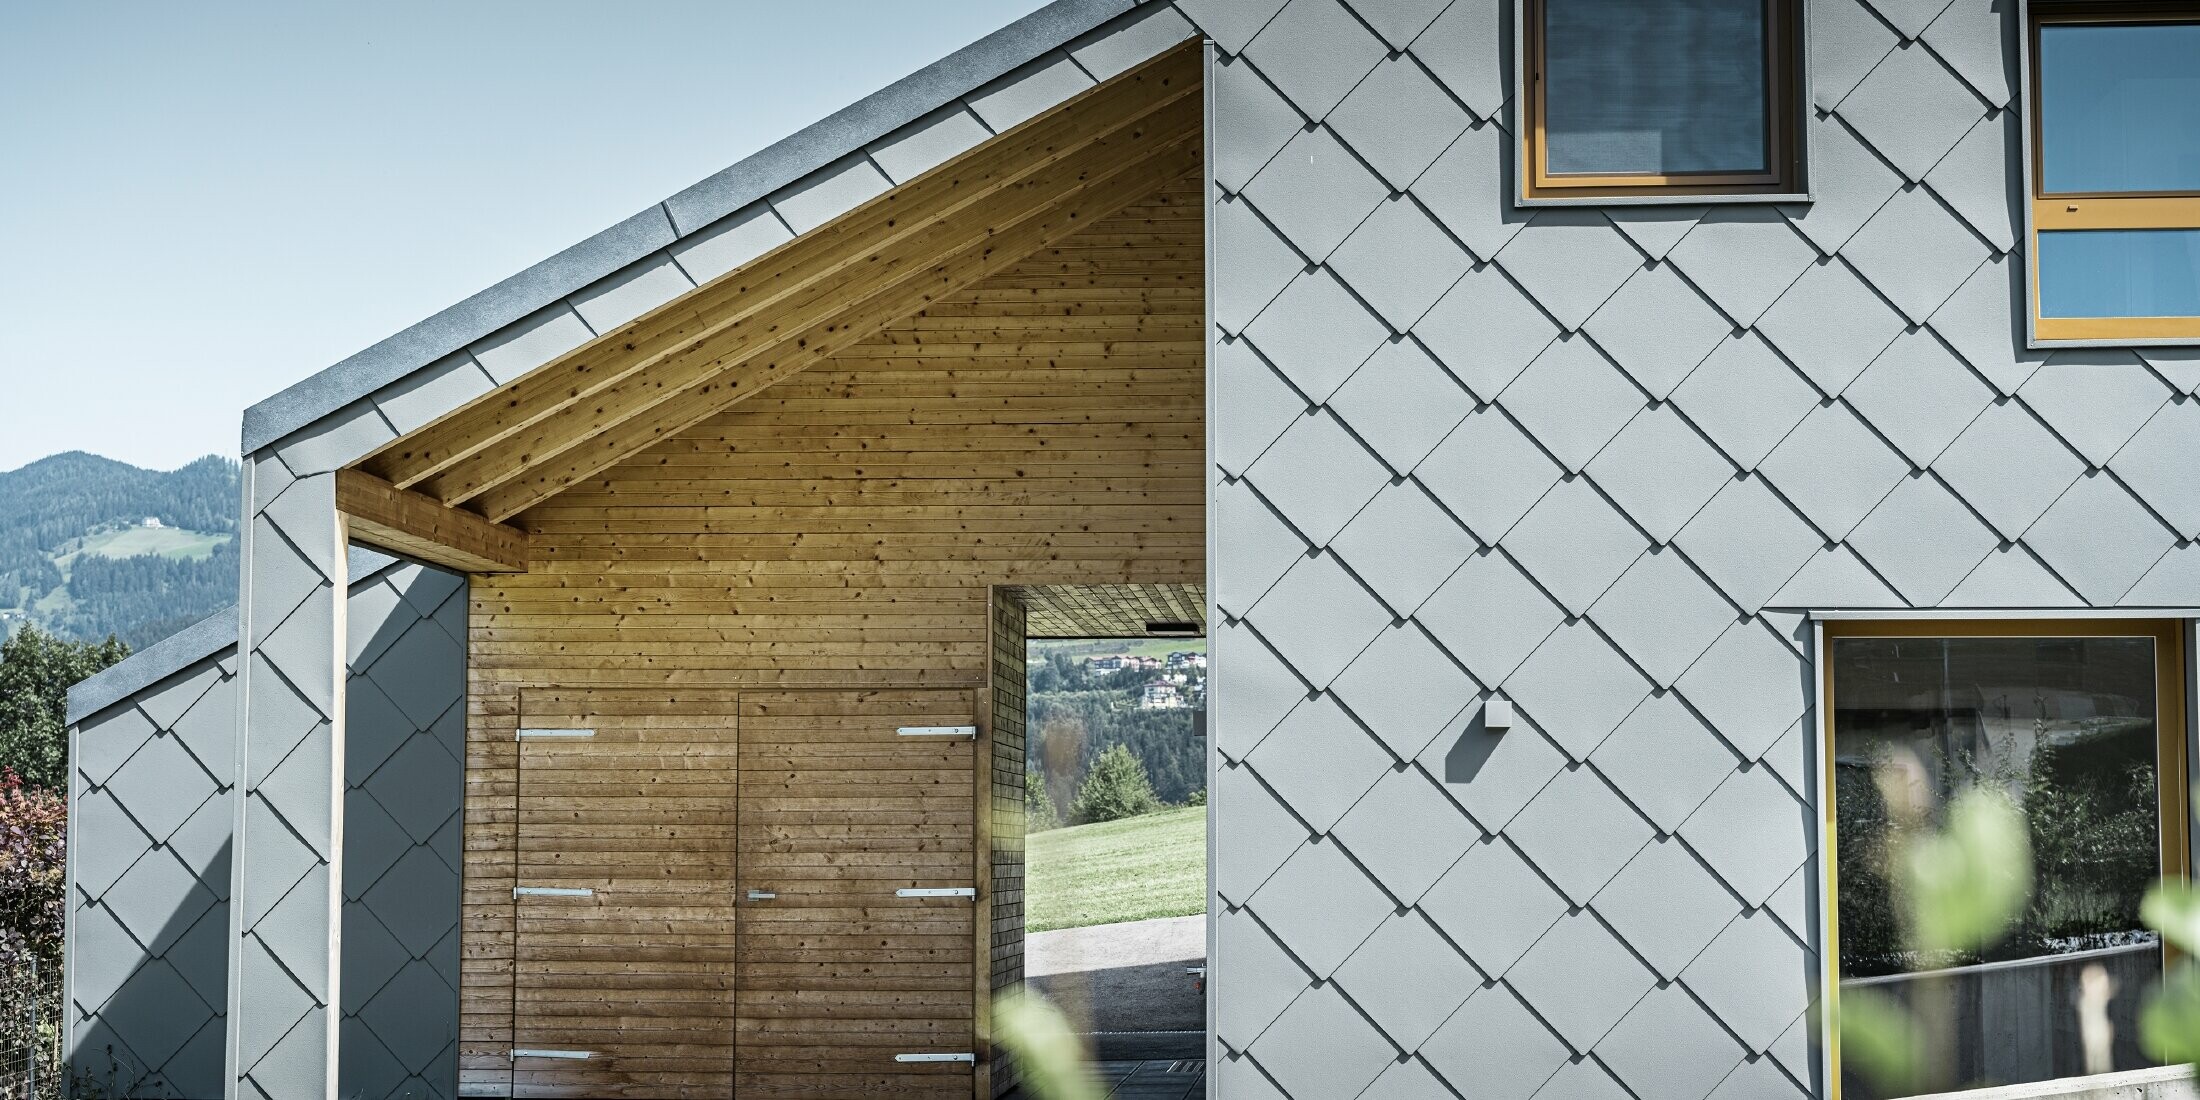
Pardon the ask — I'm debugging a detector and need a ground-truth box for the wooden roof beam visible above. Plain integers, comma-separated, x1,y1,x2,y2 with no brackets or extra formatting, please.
356,43,1200,499
467,129,1201,523
419,83,1198,516
336,468,528,573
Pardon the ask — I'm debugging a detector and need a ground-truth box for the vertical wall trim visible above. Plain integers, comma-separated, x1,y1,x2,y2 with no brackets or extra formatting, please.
1200,36,1221,1094
228,461,349,1100
60,717,80,1082
1812,618,1836,1100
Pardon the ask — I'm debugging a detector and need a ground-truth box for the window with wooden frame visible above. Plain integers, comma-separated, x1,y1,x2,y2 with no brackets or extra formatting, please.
2028,3,2200,343
1518,0,1804,202
1822,619,2190,1098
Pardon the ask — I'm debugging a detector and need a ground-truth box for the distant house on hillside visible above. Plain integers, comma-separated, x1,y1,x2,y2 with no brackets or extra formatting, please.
140,516,163,528
1140,682,1181,710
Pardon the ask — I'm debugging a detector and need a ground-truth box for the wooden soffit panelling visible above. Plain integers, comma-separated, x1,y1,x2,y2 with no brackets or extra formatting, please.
1002,583,1207,638
352,42,1202,526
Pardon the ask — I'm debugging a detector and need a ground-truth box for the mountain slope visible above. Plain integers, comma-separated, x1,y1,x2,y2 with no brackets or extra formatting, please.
0,452,240,648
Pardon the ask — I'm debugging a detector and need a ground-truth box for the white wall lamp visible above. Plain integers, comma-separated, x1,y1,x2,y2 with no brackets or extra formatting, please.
1483,697,1514,732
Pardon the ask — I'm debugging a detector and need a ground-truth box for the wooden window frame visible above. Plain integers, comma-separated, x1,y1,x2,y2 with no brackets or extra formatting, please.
2027,1,2200,343
1816,617,2192,1100
1517,0,1805,203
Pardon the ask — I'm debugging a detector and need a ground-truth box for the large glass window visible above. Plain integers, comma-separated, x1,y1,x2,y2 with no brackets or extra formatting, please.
1521,0,1801,200
2029,5,2200,341
1828,620,2188,1097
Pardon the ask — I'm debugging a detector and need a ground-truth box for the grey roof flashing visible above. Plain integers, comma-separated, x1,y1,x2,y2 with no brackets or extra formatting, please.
65,547,405,726
67,606,237,726
240,0,1143,455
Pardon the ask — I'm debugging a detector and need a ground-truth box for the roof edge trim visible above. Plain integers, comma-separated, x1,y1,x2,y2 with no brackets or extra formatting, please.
66,606,238,726
64,546,409,725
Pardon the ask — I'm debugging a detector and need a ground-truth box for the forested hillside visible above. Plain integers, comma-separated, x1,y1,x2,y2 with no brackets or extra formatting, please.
1027,641,1206,813
0,452,240,648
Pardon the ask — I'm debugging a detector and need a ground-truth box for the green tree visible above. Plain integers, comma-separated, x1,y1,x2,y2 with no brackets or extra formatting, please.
1068,744,1160,824
0,626,129,789
1028,765,1061,832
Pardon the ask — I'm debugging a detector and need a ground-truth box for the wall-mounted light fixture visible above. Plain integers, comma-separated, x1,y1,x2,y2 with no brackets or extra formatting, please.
1484,697,1514,732
1146,620,1201,638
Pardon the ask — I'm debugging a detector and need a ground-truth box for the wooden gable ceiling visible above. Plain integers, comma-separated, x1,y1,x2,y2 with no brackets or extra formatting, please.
352,42,1201,528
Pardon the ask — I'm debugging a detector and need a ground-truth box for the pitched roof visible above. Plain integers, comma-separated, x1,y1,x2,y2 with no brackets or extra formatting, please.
75,0,1185,724
240,0,1170,454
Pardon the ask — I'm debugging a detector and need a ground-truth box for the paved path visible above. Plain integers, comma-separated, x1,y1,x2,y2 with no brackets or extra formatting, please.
1026,915,1206,1034
1002,1058,1206,1100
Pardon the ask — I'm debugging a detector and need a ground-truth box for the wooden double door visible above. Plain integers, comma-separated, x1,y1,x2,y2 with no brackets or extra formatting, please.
510,687,980,1099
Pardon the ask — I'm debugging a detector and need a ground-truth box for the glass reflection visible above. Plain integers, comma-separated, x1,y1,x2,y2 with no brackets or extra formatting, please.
2039,22,2200,195
1543,0,1769,176
2038,229,2200,319
1834,635,2162,1097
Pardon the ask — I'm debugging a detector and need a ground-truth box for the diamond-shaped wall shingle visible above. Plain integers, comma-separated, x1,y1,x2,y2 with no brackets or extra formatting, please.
1331,480,1476,616
1665,209,1818,328
1594,837,1744,979
1670,334,1822,470
1837,40,1987,181
1246,840,1394,977
1244,269,1389,402
1333,911,1479,1050
1506,912,1657,1052
1329,54,1470,189
1496,210,1645,331
1421,984,1570,1100
1503,478,1648,615
1416,263,1559,399
1591,547,1738,687
1330,339,1472,474
1583,264,1734,401
1244,126,1387,263
1195,1,2166,1093
1586,407,1737,545
1332,766,1478,903
1500,338,1647,473
1332,623,1478,760
1506,767,1654,903
1244,408,1391,545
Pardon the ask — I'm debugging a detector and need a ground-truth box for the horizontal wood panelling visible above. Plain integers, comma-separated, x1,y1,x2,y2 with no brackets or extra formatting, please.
734,690,977,1098
464,155,1202,1098
511,688,740,1100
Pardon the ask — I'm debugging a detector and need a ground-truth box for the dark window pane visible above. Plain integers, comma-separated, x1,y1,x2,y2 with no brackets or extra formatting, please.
2039,22,2200,194
2039,229,2200,318
1832,635,2162,1098
1543,0,1768,175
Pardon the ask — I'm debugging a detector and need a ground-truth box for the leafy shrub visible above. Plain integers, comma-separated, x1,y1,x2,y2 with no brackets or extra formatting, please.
0,768,66,974
1068,745,1160,825
0,626,128,790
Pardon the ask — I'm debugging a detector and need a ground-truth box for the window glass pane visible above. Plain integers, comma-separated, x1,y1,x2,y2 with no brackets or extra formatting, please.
1833,635,2163,1098
2039,229,2200,318
2039,22,2200,194
1543,0,1768,176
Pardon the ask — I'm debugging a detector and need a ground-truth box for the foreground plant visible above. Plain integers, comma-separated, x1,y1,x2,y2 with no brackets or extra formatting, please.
993,991,1100,1100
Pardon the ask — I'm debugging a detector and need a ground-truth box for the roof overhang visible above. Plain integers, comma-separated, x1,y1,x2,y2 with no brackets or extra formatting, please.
345,42,1200,530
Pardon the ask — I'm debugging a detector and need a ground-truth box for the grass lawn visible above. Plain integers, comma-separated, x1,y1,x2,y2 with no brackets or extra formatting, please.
1027,805,1205,933
73,527,229,561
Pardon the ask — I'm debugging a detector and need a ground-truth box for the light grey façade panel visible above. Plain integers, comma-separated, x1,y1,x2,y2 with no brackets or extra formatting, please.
1199,0,2199,1097
67,553,465,1100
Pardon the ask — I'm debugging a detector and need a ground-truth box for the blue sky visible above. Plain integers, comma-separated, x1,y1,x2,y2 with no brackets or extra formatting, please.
0,1,1051,473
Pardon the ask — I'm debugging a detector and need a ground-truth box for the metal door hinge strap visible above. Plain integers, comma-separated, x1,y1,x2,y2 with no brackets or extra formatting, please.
895,1053,977,1064
517,728,593,740
513,886,593,898
897,725,977,737
897,887,977,898
511,1050,592,1060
